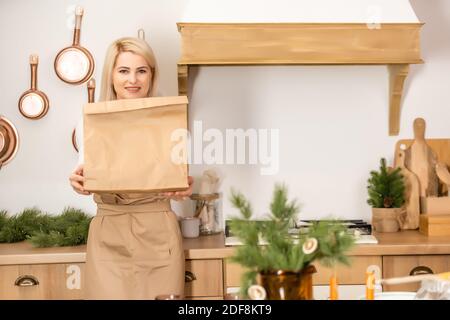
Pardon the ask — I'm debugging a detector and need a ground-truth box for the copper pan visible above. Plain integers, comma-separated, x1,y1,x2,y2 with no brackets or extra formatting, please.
18,55,49,120
0,126,9,158
54,6,94,85
71,128,78,153
73,78,95,153
0,116,19,168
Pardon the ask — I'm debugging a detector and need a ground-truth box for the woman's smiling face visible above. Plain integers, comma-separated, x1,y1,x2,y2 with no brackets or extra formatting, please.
112,51,152,100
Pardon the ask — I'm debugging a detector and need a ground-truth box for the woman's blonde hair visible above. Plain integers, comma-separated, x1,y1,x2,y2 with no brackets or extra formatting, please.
99,37,159,101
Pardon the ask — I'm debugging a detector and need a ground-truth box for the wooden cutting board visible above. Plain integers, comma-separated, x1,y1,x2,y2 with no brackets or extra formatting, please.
436,163,450,192
394,118,440,197
394,138,450,196
396,150,420,229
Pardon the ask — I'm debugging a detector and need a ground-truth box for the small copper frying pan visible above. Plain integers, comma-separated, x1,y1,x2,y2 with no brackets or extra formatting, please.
55,6,94,85
18,54,49,120
72,78,95,152
0,115,19,169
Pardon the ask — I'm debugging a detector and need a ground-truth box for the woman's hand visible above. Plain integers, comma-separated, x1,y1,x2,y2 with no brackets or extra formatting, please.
69,164,91,196
161,176,194,201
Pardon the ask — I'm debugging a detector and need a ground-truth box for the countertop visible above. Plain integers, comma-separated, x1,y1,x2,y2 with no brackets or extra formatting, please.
2,231,450,265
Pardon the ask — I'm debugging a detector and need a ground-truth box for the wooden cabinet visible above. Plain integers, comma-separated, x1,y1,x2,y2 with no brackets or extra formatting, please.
2,232,450,299
383,255,450,292
225,256,382,296
225,254,450,299
0,259,224,300
313,256,382,285
4,254,448,300
0,263,84,300
184,259,224,299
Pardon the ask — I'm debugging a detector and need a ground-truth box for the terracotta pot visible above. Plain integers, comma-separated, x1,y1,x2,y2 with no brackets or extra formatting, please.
372,208,402,232
259,265,316,300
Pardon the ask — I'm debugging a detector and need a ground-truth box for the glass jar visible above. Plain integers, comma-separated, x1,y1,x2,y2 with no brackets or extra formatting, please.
191,193,221,235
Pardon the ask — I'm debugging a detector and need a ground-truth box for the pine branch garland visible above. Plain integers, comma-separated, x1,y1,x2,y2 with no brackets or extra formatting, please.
0,208,49,243
0,207,92,247
0,210,8,231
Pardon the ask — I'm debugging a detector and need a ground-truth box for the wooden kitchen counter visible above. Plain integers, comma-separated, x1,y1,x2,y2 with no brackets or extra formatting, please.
0,233,228,265
2,231,450,265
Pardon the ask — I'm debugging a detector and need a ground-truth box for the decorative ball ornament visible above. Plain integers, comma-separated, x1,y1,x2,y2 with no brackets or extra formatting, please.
247,284,267,300
302,237,318,254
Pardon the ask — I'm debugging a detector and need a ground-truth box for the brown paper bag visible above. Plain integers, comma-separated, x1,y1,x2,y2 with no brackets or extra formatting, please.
83,96,189,193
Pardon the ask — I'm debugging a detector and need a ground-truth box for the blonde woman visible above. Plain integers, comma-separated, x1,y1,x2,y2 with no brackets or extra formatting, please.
69,37,193,299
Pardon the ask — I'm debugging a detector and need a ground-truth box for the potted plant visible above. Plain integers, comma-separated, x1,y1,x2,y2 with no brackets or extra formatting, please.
367,158,405,232
228,184,354,300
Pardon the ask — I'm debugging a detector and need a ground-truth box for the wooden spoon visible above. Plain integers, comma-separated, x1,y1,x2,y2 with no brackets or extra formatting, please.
397,150,420,229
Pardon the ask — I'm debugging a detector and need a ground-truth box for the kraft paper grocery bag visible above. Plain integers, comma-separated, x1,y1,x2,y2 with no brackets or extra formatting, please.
83,96,189,193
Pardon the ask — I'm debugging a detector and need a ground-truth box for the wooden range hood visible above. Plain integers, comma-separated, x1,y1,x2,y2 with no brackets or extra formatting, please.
177,5,423,136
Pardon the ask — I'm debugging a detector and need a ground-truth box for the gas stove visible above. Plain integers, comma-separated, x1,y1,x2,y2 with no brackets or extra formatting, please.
224,219,377,246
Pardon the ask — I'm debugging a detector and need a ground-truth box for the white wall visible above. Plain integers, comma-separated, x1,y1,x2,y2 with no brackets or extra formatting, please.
0,0,188,216
1,0,449,224
182,0,419,22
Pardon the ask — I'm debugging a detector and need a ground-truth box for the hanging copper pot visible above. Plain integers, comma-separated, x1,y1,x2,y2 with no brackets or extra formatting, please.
54,6,94,85
71,128,78,153
87,78,96,103
0,116,19,169
18,54,49,120
72,78,95,152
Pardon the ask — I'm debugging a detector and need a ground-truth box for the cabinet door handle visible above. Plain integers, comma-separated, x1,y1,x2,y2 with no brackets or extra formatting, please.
185,271,197,283
409,266,434,276
14,275,39,287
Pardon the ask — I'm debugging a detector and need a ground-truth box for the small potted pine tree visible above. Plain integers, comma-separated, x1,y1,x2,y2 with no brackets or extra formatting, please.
367,158,405,232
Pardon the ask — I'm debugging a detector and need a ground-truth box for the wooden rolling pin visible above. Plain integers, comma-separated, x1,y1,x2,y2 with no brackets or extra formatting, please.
379,272,450,285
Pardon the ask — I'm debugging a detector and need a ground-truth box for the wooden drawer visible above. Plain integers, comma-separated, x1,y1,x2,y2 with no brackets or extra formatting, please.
383,255,450,292
314,256,382,285
0,263,84,299
184,259,223,298
225,256,382,288
225,261,244,288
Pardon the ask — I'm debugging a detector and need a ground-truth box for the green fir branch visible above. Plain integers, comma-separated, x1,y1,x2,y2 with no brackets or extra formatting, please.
0,207,92,247
229,183,355,295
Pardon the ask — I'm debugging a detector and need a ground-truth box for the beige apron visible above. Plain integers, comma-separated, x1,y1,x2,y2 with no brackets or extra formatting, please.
84,193,185,300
